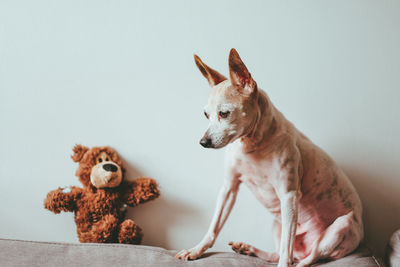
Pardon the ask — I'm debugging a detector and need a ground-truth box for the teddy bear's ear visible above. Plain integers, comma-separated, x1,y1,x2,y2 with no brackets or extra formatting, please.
71,144,89,162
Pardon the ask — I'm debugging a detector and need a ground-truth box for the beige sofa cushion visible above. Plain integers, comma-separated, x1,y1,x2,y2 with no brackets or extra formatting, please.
0,238,383,266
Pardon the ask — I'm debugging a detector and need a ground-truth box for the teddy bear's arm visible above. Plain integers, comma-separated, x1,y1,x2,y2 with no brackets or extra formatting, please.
44,186,83,214
122,178,160,207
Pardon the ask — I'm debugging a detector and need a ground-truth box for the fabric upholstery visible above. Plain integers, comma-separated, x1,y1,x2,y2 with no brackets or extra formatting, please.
0,238,383,267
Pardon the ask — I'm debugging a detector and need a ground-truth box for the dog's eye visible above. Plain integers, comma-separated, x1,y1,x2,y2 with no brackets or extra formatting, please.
98,158,102,163
204,111,209,119
219,111,230,118
105,158,109,161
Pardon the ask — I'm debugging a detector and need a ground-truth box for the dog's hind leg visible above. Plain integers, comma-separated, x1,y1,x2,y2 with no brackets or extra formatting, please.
229,241,280,262
297,211,361,267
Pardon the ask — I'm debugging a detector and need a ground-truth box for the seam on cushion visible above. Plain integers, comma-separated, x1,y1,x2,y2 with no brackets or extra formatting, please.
362,242,383,267
1,239,184,260
0,239,179,259
371,255,383,267
0,238,272,265
1,238,171,251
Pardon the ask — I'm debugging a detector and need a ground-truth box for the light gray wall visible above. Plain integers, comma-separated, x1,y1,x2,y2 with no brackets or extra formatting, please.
1,0,399,258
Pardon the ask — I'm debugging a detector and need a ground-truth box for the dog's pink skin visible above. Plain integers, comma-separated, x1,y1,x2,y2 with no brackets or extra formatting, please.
176,49,363,267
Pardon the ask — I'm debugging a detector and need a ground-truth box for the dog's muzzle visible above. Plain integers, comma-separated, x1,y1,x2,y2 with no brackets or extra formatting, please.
200,137,213,148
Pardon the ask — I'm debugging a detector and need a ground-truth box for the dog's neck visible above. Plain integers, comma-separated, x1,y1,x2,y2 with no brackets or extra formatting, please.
240,90,286,153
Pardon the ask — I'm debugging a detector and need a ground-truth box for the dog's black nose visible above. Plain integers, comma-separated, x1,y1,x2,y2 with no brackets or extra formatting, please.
103,164,118,172
200,138,212,148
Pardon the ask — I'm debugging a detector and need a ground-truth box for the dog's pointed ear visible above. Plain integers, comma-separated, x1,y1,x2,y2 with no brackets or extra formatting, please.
194,54,227,86
229,48,257,96
71,144,89,162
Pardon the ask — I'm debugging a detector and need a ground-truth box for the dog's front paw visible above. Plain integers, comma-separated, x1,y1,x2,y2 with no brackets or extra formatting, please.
229,241,256,256
175,247,204,261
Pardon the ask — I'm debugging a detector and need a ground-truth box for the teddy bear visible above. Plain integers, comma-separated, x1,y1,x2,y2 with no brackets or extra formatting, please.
44,144,160,244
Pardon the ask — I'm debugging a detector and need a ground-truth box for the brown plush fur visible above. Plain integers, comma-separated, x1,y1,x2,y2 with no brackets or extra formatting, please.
44,144,160,244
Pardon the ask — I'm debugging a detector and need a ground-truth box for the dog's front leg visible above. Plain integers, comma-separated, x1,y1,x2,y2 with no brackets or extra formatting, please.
278,190,298,267
276,156,301,267
176,173,241,260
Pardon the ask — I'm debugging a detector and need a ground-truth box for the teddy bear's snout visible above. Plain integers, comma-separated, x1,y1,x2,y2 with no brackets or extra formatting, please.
103,163,118,172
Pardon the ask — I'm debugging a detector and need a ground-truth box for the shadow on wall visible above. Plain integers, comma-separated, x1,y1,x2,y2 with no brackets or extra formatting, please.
343,163,400,258
122,159,198,249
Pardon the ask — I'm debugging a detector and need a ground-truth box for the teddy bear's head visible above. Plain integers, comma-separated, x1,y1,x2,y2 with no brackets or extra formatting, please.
71,144,125,189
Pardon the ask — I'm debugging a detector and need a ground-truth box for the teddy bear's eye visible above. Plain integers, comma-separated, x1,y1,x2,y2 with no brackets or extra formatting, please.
98,158,103,163
105,158,109,161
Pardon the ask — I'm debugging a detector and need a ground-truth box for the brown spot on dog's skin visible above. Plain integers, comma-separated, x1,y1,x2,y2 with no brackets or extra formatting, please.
326,188,333,199
339,189,352,204
316,193,324,201
338,189,344,199
331,175,338,187
322,156,330,164
344,200,352,209
316,170,320,174
268,118,278,136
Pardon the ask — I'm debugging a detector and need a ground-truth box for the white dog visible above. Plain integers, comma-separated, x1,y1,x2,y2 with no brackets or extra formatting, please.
176,49,363,267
